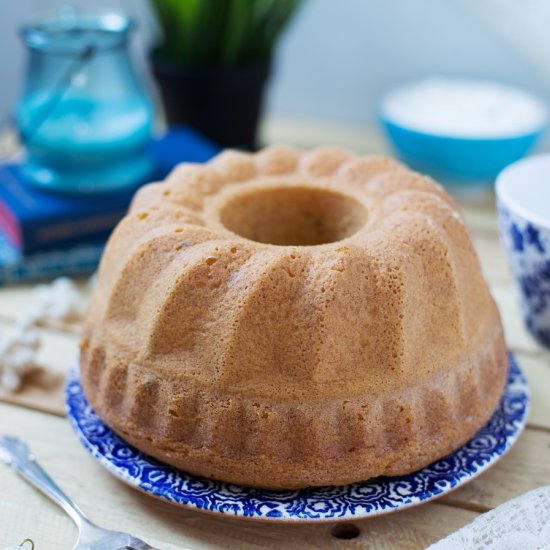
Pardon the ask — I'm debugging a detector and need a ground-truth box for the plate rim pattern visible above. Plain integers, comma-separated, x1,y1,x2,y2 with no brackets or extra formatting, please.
65,352,530,522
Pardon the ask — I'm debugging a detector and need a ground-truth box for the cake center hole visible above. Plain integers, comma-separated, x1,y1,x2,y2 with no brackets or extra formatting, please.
219,186,367,246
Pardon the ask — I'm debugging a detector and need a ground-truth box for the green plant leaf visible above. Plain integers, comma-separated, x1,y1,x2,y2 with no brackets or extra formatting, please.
150,0,303,67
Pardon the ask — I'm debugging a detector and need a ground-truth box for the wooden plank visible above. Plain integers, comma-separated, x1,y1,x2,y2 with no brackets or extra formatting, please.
0,320,78,416
0,283,48,324
260,117,388,155
514,351,550,431
459,197,500,238
0,402,476,550
440,428,550,512
472,233,510,285
0,502,185,550
0,499,477,550
491,283,541,354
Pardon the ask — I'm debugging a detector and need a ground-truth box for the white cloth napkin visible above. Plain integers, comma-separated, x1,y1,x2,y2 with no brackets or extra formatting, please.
429,485,550,549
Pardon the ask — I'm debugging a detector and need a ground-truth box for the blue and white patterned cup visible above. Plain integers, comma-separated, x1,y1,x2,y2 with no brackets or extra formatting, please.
497,154,550,348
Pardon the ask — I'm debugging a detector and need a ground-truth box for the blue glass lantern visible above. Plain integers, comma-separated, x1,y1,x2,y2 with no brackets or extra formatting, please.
16,11,154,193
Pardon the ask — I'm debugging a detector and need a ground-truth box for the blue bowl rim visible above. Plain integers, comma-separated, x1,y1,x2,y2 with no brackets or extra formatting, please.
379,112,548,143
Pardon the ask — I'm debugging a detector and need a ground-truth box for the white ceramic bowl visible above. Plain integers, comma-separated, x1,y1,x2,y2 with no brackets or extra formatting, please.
496,154,550,348
380,79,549,187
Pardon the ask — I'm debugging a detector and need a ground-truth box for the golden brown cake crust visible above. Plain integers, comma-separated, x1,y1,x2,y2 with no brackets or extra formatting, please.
80,146,508,489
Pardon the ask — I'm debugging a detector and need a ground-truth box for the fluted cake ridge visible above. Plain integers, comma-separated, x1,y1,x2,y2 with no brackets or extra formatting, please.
80,145,507,489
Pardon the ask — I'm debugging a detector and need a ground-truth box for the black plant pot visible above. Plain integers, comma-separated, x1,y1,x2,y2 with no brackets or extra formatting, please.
151,54,271,151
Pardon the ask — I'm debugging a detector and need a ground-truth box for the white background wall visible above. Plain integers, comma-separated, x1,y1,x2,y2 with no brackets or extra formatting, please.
1,0,548,130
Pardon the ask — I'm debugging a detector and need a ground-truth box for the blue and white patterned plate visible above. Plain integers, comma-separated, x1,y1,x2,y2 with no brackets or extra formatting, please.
65,353,529,522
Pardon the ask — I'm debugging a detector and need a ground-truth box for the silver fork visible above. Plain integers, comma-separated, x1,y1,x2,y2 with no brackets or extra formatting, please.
0,436,160,550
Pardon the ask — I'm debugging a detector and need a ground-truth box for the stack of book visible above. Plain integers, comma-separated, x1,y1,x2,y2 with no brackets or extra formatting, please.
0,127,219,285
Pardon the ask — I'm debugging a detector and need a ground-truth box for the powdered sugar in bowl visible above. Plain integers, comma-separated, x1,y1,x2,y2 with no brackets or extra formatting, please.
380,78,548,190
497,154,550,348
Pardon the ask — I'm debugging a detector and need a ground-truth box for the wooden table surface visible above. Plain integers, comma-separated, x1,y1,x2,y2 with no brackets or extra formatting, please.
0,125,549,549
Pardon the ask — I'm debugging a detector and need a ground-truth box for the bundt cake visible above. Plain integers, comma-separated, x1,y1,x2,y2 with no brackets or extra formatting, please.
80,146,508,490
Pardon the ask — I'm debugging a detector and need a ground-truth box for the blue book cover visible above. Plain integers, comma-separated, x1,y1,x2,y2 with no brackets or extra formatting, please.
0,126,220,254
0,233,104,286
0,126,220,284
0,165,137,253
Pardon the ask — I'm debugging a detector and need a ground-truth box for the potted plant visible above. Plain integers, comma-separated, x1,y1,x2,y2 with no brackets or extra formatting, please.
150,0,303,150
